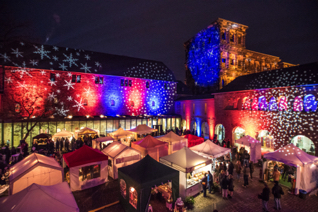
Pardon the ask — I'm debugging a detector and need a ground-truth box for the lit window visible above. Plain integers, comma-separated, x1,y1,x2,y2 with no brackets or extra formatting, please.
304,94,317,112
120,179,127,199
222,30,226,40
77,75,81,83
222,58,226,63
111,100,115,106
99,77,103,84
79,164,100,181
125,80,128,86
268,97,278,111
95,76,99,84
121,79,124,86
258,96,267,111
50,73,56,82
230,33,234,42
146,81,150,88
231,59,234,65
293,96,303,112
129,80,132,87
129,187,137,209
72,75,76,83
238,36,242,44
278,96,288,111
152,101,155,107
164,83,167,90
15,103,21,113
83,99,88,106
243,98,251,110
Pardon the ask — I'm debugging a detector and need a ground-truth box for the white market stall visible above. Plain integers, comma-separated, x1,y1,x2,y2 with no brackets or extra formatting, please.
190,140,231,159
159,147,212,199
156,131,188,154
102,141,141,179
0,182,79,212
109,128,135,146
129,124,157,139
131,135,168,161
92,136,114,150
63,145,108,191
52,130,74,140
76,127,98,138
235,135,262,163
9,153,63,195
263,143,318,195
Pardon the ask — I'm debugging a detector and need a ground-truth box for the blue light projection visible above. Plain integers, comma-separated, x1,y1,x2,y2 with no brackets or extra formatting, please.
258,96,267,111
187,26,220,87
268,97,278,111
304,94,317,112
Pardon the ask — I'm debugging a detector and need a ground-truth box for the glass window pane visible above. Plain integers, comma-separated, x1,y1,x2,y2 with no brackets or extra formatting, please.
94,120,100,134
113,120,119,130
13,122,22,147
172,118,176,130
31,122,40,141
49,121,57,135
40,122,48,134
142,119,147,125
126,119,131,130
153,118,157,126
147,118,152,128
101,120,106,136
131,119,136,129
107,120,113,134
65,121,72,132
72,120,79,132
167,118,171,130
4,123,12,147
137,119,142,126
87,120,93,129
57,121,64,133
120,120,125,130
22,122,31,146
80,121,86,129
162,118,166,132
176,118,181,129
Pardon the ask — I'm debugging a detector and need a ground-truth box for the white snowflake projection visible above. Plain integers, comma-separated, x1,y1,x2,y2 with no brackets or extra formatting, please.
67,72,72,77
59,63,68,71
48,92,57,100
56,73,61,78
67,96,73,101
48,80,56,86
54,106,69,116
52,55,58,61
40,70,46,75
57,90,61,93
33,45,51,59
20,42,25,46
85,55,90,60
95,61,101,67
11,48,23,58
0,53,11,62
5,77,12,84
16,68,32,78
76,94,80,98
84,87,92,96
63,53,78,67
73,98,85,111
63,80,75,90
29,60,38,66
80,63,91,73
17,81,27,89
53,46,59,51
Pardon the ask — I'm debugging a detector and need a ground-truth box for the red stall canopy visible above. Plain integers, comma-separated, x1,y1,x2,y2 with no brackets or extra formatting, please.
63,145,108,168
183,134,204,147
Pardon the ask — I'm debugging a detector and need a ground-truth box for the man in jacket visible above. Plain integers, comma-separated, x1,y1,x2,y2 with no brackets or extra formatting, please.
228,161,234,176
259,182,270,212
201,173,207,197
207,171,213,193
272,181,284,210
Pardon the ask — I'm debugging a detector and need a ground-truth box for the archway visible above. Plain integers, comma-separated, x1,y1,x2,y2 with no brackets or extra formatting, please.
215,124,225,142
291,135,315,155
201,122,209,139
233,127,245,142
181,119,187,131
258,130,275,150
190,121,197,134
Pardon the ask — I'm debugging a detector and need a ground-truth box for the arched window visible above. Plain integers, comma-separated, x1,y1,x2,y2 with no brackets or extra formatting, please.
129,187,137,209
111,100,115,106
304,94,317,112
120,179,127,199
293,96,303,112
152,101,155,107
146,81,150,88
251,98,258,110
130,101,134,107
258,96,267,111
278,96,288,111
15,103,21,113
243,98,251,110
83,99,88,106
268,97,277,111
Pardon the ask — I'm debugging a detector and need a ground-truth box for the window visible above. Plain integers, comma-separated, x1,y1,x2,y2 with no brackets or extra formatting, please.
77,75,81,83
238,36,242,44
130,101,134,107
50,73,56,82
222,30,226,40
121,79,124,86
79,164,100,181
183,104,185,114
258,96,267,111
222,58,226,63
293,96,303,112
164,83,167,90
231,59,234,65
152,101,155,107
120,179,127,199
204,103,207,115
95,76,99,84
72,75,76,83
146,81,150,88
238,61,242,67
111,100,115,106
230,33,234,42
129,187,137,209
83,99,88,106
278,96,288,111
125,80,128,86
251,98,258,110
129,80,132,87
268,97,278,111
108,159,112,167
99,77,103,84
15,103,21,113
304,94,317,112
243,98,251,110
193,103,195,114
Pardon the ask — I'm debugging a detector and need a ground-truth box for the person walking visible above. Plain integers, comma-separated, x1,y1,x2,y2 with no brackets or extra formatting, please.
259,182,270,212
201,173,207,197
227,174,234,199
273,167,280,184
249,160,254,179
207,171,213,194
228,161,234,176
272,181,284,210
221,175,228,199
242,164,249,188
236,161,242,182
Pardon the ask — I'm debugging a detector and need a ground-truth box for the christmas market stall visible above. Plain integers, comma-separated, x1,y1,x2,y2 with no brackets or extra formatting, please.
32,133,52,150
109,128,135,146
131,135,168,161
77,127,98,138
263,143,318,195
102,141,141,179
128,124,157,139
0,182,79,212
118,155,179,212
235,135,262,163
63,145,108,191
52,130,73,140
183,134,204,147
92,136,114,150
9,153,63,195
156,131,188,154
159,147,212,199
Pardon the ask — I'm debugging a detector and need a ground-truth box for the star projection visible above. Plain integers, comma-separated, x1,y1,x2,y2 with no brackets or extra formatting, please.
187,25,220,87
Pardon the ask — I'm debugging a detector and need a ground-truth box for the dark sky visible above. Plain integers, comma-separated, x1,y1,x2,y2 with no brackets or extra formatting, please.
3,1,318,81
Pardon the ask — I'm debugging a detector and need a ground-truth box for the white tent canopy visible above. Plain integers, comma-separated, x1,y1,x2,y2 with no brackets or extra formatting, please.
190,140,231,159
156,131,188,154
0,182,79,212
235,135,262,163
78,127,98,135
109,128,134,139
102,141,141,179
128,124,157,135
52,130,73,139
263,143,318,194
9,153,63,195
92,136,114,150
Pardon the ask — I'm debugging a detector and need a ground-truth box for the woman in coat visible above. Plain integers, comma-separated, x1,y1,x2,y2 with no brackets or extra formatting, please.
228,174,234,199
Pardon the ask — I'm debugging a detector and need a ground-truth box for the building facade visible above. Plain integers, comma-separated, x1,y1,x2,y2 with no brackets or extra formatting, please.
0,42,180,147
184,18,295,92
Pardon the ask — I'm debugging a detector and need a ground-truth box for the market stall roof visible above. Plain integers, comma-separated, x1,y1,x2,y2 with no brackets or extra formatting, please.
33,133,52,139
63,145,108,168
183,134,204,147
128,124,157,135
102,141,131,158
133,135,167,148
52,130,73,138
235,135,261,146
78,127,97,135
190,140,231,159
159,147,212,173
9,153,62,181
0,182,79,212
94,136,113,142
157,131,186,143
109,127,134,139
263,143,318,167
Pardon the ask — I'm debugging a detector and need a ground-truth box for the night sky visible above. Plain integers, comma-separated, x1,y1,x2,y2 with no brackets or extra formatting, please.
2,1,318,81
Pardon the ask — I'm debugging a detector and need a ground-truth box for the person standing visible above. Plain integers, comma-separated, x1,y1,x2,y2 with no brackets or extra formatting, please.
272,181,284,210
236,161,242,182
249,160,254,179
227,174,234,199
228,161,234,176
201,173,207,197
242,164,249,188
65,138,70,152
214,165,220,183
259,182,270,212
207,171,213,194
273,167,280,184
282,164,289,180
60,138,64,152
55,139,60,152
221,175,228,199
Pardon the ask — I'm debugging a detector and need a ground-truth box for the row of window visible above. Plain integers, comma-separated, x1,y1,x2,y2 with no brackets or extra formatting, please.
240,95,317,112
221,30,242,44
